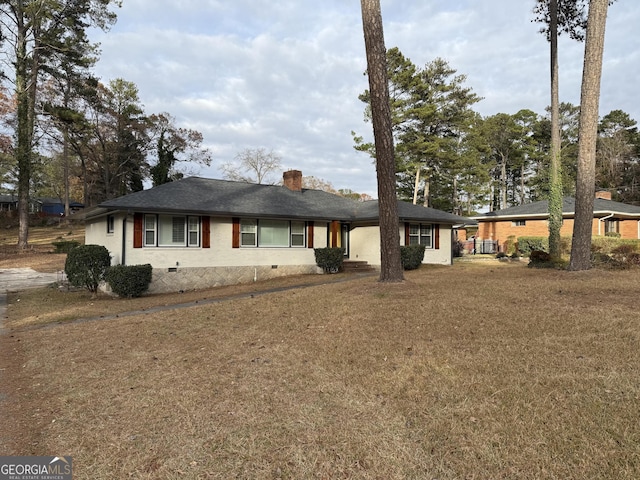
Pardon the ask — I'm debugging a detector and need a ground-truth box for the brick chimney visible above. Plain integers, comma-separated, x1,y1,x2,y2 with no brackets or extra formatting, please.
283,170,302,192
595,190,612,200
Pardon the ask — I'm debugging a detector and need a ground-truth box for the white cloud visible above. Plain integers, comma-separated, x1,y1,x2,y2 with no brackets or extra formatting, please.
88,0,640,197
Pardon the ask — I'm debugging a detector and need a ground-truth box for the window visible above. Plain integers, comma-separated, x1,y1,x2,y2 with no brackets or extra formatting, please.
144,215,156,246
158,215,185,246
188,217,200,246
512,220,526,226
605,219,619,234
144,215,201,247
291,221,305,247
409,224,433,247
241,219,257,247
240,219,306,247
259,219,290,247
107,215,115,234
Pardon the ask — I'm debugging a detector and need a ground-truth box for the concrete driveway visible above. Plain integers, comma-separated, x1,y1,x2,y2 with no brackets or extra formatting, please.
0,268,60,292
0,268,61,325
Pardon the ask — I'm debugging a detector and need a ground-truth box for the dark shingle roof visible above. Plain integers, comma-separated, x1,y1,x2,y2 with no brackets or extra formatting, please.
354,199,473,225
94,176,473,225
475,197,640,220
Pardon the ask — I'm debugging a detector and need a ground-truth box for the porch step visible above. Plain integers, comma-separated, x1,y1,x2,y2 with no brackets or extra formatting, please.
341,260,376,273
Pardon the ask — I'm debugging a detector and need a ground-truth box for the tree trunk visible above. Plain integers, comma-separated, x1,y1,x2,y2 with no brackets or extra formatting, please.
423,177,430,208
519,166,525,205
453,176,459,214
500,157,507,209
413,167,420,205
360,0,403,282
16,3,31,250
569,0,609,271
548,0,563,261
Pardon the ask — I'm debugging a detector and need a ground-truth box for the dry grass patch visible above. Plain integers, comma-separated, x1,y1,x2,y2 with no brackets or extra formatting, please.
2,263,640,479
0,220,84,271
3,273,359,330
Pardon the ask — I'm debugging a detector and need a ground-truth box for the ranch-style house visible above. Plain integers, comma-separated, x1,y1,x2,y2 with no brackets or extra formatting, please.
85,170,472,293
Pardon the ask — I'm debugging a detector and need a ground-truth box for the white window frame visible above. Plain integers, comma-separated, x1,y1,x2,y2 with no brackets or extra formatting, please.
188,216,200,247
158,215,186,247
512,220,526,227
107,215,115,234
409,223,433,248
240,219,257,247
240,219,306,247
144,214,201,247
290,221,306,247
144,215,157,246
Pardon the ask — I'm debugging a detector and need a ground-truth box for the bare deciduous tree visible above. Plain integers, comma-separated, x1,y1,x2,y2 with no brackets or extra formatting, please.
220,148,282,184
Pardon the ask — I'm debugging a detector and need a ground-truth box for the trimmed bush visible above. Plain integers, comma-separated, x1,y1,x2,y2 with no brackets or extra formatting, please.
64,244,111,293
605,231,621,238
106,264,153,298
314,247,345,273
517,236,548,256
52,239,80,253
401,244,426,270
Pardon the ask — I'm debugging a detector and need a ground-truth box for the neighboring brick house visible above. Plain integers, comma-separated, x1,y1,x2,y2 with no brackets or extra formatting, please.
470,191,640,252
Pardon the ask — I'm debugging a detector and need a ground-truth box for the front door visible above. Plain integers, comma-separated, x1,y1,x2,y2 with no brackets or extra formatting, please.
329,221,350,258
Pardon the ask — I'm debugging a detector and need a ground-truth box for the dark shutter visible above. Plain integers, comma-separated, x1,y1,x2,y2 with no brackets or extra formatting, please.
307,222,314,248
404,223,410,245
202,216,210,248
434,224,440,249
133,213,143,248
232,217,240,248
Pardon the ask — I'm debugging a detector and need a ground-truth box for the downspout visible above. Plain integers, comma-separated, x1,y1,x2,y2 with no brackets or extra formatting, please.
122,216,127,265
598,212,614,236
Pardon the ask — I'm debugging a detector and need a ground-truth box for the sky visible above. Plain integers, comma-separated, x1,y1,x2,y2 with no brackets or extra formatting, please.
88,0,640,198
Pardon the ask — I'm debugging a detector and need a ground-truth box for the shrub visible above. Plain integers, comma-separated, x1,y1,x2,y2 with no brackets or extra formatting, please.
401,244,426,270
591,252,625,269
611,244,637,256
529,250,551,263
517,237,548,256
106,264,153,298
560,236,572,256
505,235,517,255
528,249,568,269
314,247,345,273
605,231,621,238
52,239,80,253
64,244,111,293
592,236,640,255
